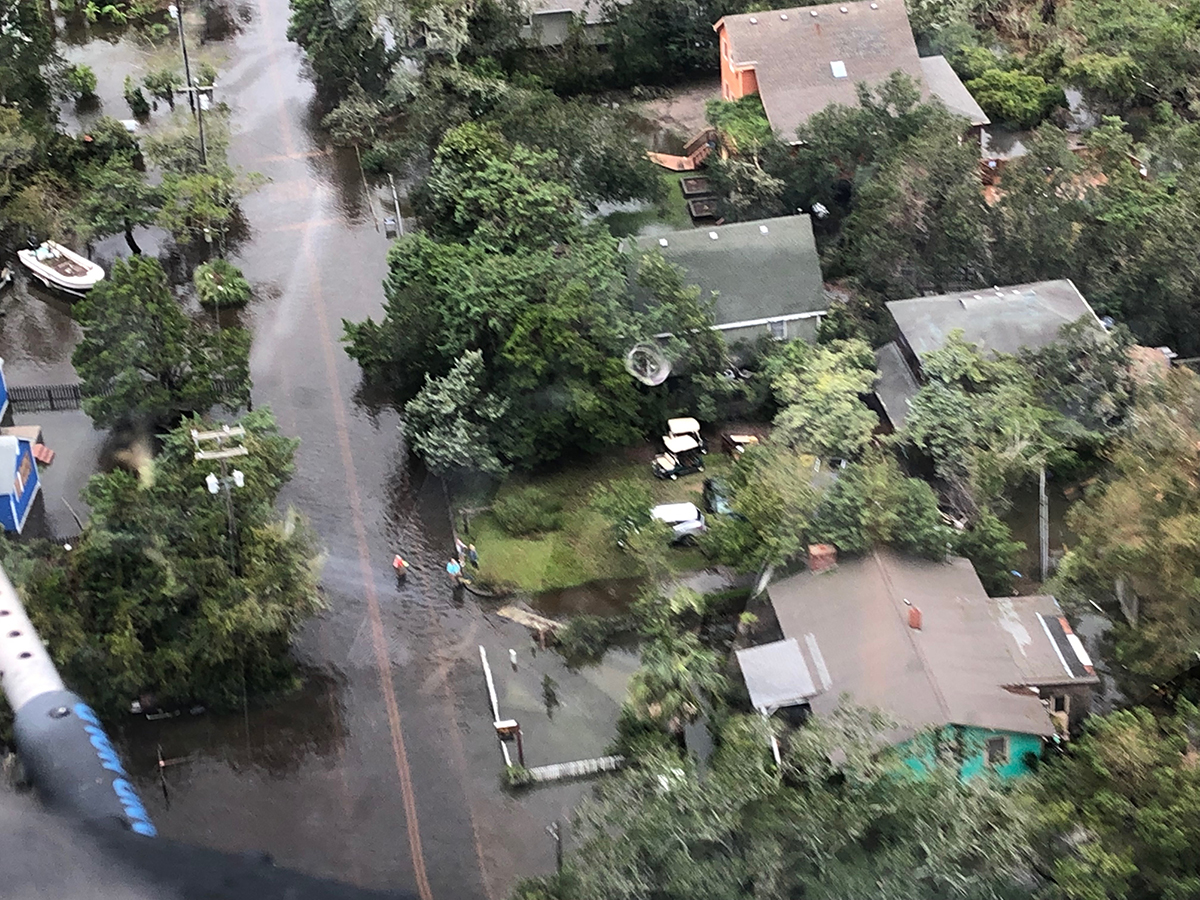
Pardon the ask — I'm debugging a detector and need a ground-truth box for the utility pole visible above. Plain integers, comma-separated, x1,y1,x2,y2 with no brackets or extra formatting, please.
192,425,249,576
168,3,207,169
1039,466,1049,583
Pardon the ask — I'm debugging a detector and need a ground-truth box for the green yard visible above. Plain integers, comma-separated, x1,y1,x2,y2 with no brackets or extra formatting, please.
602,170,694,238
466,450,727,593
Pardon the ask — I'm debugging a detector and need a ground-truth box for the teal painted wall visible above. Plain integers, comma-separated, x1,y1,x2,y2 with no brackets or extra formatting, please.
901,725,1043,780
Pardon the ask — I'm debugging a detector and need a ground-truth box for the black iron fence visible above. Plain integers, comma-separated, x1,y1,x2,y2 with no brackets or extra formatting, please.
9,383,84,412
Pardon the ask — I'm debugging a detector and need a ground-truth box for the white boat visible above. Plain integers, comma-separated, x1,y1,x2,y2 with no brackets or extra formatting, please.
17,241,105,293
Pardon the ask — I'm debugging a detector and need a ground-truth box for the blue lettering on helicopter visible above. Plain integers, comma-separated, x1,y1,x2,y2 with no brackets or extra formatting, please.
72,702,157,837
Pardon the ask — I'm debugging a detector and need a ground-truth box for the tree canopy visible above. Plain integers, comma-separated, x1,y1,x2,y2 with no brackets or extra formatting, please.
72,256,251,429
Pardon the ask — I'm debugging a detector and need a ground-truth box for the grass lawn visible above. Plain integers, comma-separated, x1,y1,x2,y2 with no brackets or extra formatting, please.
603,170,694,239
469,449,729,594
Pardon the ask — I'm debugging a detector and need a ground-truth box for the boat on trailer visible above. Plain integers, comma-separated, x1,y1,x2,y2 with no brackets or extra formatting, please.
17,241,104,294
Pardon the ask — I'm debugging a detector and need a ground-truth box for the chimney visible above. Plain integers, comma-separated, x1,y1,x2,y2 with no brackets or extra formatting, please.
908,606,922,630
808,544,837,573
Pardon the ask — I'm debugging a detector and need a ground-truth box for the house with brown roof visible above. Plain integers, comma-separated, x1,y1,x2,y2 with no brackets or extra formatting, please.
737,548,1098,778
713,0,988,143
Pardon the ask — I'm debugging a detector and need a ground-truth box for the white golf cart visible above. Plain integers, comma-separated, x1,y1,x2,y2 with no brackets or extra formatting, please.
652,433,705,480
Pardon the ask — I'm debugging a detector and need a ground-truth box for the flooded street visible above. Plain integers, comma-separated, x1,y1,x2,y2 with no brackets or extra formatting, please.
0,2,635,896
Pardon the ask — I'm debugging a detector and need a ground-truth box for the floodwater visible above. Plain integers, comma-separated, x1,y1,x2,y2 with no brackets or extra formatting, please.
1001,479,1077,588
7,3,640,898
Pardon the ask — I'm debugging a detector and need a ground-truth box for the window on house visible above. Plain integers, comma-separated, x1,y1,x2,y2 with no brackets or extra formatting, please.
768,320,786,340
830,60,848,78
985,736,1009,766
1052,695,1068,714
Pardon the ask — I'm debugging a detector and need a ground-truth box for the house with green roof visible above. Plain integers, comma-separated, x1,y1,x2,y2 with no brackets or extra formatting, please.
626,214,827,346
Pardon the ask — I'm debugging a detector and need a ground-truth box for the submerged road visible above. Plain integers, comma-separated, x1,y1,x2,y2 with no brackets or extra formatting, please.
105,2,605,896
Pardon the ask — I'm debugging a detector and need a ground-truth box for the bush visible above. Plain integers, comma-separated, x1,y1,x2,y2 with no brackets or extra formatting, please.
492,486,563,536
194,259,252,308
589,477,653,544
964,68,1066,130
66,64,97,100
123,76,151,118
554,613,625,666
143,68,183,106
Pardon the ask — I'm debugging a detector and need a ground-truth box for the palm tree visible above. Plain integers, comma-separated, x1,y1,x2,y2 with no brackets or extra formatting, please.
628,632,727,734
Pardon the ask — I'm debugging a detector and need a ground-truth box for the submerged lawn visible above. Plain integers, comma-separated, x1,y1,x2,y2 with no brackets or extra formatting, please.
469,451,724,593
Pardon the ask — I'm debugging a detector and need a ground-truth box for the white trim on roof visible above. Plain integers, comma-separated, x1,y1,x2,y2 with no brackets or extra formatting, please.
655,308,827,339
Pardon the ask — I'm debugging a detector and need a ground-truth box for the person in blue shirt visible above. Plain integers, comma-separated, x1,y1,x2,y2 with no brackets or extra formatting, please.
446,558,462,584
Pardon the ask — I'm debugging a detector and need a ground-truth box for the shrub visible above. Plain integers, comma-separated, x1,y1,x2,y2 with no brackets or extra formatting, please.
964,68,1066,130
492,486,563,536
143,69,183,107
123,76,151,118
194,259,252,308
554,614,625,666
589,477,652,544
66,64,98,100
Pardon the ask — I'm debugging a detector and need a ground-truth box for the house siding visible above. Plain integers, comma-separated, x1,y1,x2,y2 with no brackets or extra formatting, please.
718,24,758,101
901,725,1044,780
0,440,40,534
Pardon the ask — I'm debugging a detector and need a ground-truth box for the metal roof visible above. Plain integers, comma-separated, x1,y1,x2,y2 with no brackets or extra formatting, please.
872,341,919,429
628,215,825,329
736,639,818,712
768,548,1058,738
715,0,983,138
918,55,990,126
989,595,1100,685
886,279,1105,360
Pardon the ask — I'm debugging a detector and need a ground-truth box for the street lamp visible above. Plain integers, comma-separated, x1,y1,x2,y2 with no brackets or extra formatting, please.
167,2,207,168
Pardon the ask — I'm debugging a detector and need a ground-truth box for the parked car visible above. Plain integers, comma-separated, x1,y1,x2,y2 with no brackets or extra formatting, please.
652,434,705,480
651,502,707,545
667,417,706,454
702,477,736,517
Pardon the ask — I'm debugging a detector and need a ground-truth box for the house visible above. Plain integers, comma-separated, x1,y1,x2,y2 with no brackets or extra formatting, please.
0,434,41,534
739,548,1098,778
713,0,989,143
521,0,611,46
627,214,826,344
0,357,9,423
874,279,1106,429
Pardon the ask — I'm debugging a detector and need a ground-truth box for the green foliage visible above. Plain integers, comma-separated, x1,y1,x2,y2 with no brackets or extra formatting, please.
0,0,57,120
65,64,98,100
123,75,151,118
965,68,1065,129
1055,369,1200,683
75,152,161,253
1033,703,1200,900
604,0,727,86
705,95,774,158
403,349,509,476
322,82,385,148
766,338,878,460
143,68,183,107
554,613,625,666
195,62,218,88
0,410,322,714
194,259,253,308
562,709,1034,900
952,508,1025,595
626,631,728,733
589,477,654,544
158,166,258,245
287,0,393,101
492,486,563,536
72,256,251,429
813,452,952,558
704,444,820,570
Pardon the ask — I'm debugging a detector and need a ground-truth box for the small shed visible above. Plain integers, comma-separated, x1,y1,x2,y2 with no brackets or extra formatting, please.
0,434,40,533
735,638,819,714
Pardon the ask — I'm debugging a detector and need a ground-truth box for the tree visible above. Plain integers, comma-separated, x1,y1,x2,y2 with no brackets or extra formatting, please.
812,452,953,558
194,259,253,308
1033,703,1200,900
701,444,820,570
72,256,251,428
626,632,727,734
965,67,1065,129
1054,369,1200,683
526,708,1035,900
766,338,878,460
403,350,509,475
143,68,183,109
75,152,161,254
287,0,393,102
0,410,323,714
838,107,989,297
0,0,58,120
0,106,36,202
123,75,150,118
64,63,98,101
158,167,256,245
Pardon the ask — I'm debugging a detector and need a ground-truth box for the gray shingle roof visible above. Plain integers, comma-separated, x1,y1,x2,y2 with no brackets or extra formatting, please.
628,215,825,328
886,279,1105,360
767,548,1057,738
717,0,981,138
990,595,1100,686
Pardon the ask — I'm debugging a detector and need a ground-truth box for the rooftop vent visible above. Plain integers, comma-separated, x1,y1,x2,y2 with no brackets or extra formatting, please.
759,225,769,234
809,8,817,14
749,15,757,22
658,238,668,247
839,5,848,11
709,231,719,240
780,12,789,19
830,60,847,78
870,1,877,7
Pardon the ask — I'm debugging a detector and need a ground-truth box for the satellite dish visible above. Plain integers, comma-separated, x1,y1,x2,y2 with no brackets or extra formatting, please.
625,343,670,386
